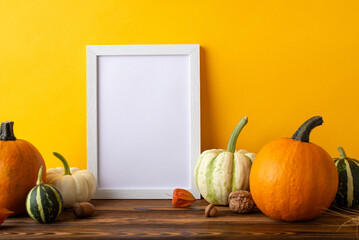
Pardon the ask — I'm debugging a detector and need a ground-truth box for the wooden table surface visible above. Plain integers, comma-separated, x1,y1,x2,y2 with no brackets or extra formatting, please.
1,199,358,239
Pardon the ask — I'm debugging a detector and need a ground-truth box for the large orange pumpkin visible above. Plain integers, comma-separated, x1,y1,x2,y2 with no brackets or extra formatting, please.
250,116,338,222
0,121,46,215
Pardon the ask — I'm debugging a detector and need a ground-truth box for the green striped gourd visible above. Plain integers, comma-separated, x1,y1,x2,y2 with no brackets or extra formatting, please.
26,166,64,223
194,116,255,205
333,147,359,208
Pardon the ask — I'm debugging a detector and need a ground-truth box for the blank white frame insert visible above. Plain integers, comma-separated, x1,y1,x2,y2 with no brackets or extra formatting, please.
87,45,200,199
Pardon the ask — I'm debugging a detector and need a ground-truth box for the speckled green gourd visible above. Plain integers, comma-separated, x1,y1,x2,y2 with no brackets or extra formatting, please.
333,147,359,208
194,116,254,205
26,166,64,223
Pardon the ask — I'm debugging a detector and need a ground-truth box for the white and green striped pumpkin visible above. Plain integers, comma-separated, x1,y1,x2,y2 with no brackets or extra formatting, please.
194,116,255,205
26,166,64,223
333,147,359,208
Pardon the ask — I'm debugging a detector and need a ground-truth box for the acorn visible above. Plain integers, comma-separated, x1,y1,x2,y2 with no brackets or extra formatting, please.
73,202,96,218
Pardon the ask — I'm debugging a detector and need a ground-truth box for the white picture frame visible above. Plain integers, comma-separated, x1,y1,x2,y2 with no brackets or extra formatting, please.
87,44,200,199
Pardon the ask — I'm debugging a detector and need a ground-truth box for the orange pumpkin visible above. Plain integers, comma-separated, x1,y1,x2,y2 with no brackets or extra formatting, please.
250,116,338,222
0,121,46,215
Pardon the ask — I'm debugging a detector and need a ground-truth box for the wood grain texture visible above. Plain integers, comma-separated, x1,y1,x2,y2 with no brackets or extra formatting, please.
0,199,358,239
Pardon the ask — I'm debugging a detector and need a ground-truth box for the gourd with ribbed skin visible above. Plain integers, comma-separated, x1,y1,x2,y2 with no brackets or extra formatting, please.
333,147,359,208
194,117,255,205
46,152,96,208
250,116,338,222
26,166,64,223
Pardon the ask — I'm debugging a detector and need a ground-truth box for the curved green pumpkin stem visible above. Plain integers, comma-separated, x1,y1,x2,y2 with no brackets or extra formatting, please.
0,121,16,141
53,152,72,175
37,166,44,185
337,147,348,159
291,116,323,143
227,116,248,153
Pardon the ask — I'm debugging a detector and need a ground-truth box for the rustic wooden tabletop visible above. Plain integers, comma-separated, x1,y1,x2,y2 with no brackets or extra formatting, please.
0,199,358,239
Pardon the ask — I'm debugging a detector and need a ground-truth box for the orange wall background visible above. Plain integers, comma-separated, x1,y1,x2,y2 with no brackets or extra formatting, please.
1,0,359,169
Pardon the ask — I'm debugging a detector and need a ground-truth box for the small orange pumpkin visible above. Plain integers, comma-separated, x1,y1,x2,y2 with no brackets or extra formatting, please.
250,116,338,222
0,121,46,215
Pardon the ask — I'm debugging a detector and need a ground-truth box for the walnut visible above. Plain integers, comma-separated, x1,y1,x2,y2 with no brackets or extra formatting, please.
229,190,255,213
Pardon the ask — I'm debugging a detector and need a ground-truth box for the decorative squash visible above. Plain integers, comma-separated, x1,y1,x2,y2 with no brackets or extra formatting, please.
46,152,97,208
26,166,64,223
194,116,254,205
0,121,46,215
250,116,338,221
333,147,359,208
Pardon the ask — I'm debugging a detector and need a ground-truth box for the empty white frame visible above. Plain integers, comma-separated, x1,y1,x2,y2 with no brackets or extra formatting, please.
87,45,200,199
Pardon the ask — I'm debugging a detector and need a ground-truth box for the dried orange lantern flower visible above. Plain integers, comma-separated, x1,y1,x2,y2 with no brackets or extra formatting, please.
172,188,196,207
0,208,13,225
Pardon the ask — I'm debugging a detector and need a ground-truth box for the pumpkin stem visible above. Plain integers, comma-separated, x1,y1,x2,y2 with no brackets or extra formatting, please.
53,152,72,175
227,116,248,153
0,121,16,141
291,116,323,143
337,147,348,159
37,166,44,185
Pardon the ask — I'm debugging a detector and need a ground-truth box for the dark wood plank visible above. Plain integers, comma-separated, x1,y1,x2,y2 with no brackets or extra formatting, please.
0,199,358,239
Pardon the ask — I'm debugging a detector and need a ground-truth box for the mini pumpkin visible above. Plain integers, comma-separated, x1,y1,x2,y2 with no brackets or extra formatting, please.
0,121,46,215
250,116,338,222
195,117,254,205
46,152,96,208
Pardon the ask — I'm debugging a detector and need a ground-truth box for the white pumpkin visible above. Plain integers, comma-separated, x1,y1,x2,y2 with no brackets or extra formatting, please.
46,152,97,208
194,117,255,205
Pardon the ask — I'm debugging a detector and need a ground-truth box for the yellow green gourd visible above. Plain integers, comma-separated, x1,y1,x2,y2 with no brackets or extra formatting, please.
194,116,254,205
333,147,359,208
26,166,64,223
